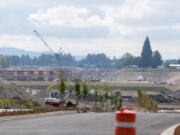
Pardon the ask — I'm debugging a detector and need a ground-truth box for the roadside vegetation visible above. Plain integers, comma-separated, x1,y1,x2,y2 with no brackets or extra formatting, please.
136,88,158,112
47,72,123,112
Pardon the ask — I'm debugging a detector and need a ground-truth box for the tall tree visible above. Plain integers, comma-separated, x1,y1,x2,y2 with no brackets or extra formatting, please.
98,91,104,111
93,89,98,110
152,50,163,68
120,53,135,67
57,71,66,106
82,82,89,109
0,56,10,68
139,36,153,68
118,95,123,110
113,96,118,110
136,88,143,111
104,90,109,112
110,91,114,111
74,81,81,109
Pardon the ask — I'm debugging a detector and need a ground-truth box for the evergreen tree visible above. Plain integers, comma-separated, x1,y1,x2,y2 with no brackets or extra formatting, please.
74,81,81,109
110,91,114,111
137,88,143,110
113,96,118,110
82,82,89,108
139,36,153,68
58,72,66,106
152,50,163,68
0,56,10,68
136,88,158,112
120,53,135,67
118,95,123,109
93,89,98,110
104,89,109,112
98,91,104,111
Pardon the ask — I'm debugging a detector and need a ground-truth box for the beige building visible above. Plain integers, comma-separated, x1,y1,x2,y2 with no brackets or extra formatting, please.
0,68,58,81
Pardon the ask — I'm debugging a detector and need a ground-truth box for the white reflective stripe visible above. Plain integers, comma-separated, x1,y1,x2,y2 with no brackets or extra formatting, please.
115,122,136,128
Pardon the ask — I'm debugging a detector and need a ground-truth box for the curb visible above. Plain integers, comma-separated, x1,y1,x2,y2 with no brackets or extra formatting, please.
0,111,77,122
160,124,180,135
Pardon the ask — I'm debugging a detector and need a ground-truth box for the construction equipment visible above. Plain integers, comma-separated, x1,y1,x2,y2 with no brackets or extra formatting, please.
33,30,63,68
45,90,76,107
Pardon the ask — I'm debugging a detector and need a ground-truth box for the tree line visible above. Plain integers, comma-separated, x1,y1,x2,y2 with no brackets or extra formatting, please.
0,56,9,68
0,36,163,69
7,53,120,69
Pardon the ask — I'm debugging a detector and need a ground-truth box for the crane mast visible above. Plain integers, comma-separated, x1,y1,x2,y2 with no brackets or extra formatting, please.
33,30,63,69
33,30,56,54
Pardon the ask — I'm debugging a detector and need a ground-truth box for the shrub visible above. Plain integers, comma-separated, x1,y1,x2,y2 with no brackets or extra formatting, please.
0,98,10,107
24,100,33,109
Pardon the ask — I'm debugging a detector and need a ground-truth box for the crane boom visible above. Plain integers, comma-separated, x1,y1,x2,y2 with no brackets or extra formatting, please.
33,30,55,54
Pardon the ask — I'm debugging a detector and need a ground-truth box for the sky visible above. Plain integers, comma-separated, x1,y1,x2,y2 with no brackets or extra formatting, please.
0,0,180,59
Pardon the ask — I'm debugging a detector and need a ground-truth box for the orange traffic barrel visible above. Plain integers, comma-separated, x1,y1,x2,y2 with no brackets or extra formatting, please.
115,107,136,135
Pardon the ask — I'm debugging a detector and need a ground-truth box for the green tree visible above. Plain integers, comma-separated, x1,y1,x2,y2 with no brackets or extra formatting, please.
118,95,123,109
110,91,114,111
104,90,109,112
82,82,89,108
98,91,104,111
74,81,81,109
152,50,163,68
152,101,158,112
147,98,154,112
0,56,10,68
136,88,158,112
139,36,153,68
134,56,141,66
93,89,99,110
120,53,135,67
142,91,149,109
136,88,143,110
113,96,118,110
25,100,33,109
57,71,66,106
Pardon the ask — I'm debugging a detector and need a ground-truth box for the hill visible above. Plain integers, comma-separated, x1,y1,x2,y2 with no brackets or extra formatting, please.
0,82,43,109
0,47,85,60
0,47,49,57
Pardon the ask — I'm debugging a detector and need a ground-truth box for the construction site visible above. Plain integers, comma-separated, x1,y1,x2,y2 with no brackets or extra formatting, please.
1,0,180,134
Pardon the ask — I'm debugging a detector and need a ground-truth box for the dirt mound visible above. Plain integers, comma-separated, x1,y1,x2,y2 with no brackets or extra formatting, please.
78,69,180,83
0,83,41,109
103,70,179,82
0,83,30,100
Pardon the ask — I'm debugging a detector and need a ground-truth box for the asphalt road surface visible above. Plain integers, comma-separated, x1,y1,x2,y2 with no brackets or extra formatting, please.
0,112,180,135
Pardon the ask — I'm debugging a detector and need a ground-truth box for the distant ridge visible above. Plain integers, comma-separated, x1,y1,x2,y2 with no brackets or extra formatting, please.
0,47,48,57
0,47,85,60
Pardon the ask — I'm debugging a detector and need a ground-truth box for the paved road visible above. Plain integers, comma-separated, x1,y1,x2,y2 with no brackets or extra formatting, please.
0,112,179,135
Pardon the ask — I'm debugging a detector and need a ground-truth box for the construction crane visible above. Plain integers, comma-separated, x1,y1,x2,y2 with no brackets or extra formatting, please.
33,30,62,68
34,30,76,82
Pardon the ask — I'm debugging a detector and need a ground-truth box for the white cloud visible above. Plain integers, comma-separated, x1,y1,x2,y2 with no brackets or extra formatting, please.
28,0,157,36
28,5,104,28
1,0,180,59
101,0,154,20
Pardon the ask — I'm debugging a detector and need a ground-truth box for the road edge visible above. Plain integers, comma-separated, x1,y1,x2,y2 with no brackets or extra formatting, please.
160,124,180,135
0,110,77,122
